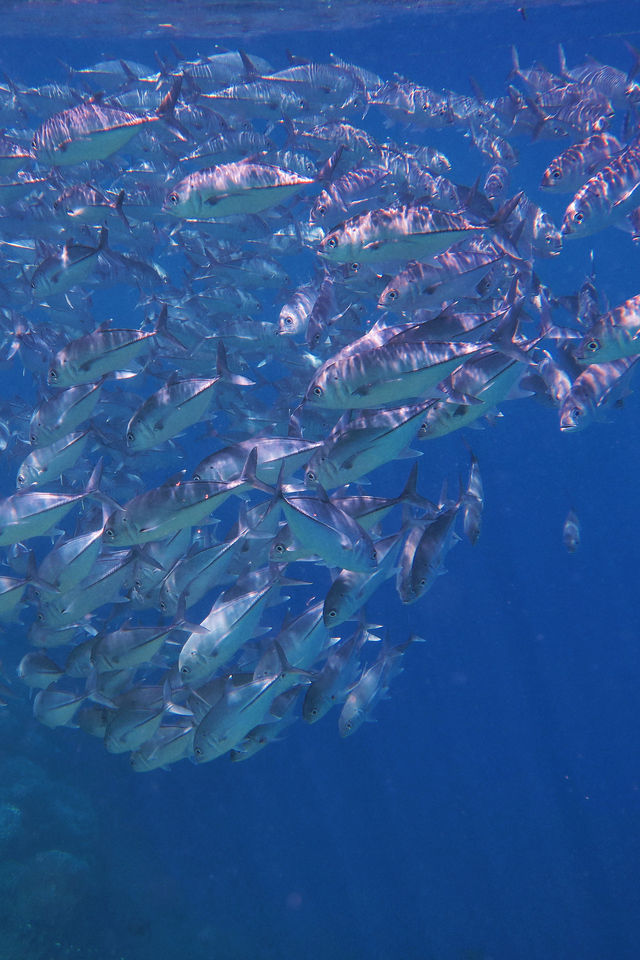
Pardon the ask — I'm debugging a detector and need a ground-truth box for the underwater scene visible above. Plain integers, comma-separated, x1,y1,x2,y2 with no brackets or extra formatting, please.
0,1,639,958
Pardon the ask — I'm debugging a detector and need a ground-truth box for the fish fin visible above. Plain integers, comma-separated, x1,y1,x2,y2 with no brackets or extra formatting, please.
216,341,255,386
317,146,344,183
113,189,130,231
239,49,260,79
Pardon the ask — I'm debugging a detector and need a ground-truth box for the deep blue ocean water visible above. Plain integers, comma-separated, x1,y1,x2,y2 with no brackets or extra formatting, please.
1,3,639,959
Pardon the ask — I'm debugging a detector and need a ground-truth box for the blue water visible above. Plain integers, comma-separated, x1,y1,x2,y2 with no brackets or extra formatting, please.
1,3,640,959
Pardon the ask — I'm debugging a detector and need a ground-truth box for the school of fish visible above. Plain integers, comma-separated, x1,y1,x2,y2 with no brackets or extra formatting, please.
0,42,637,769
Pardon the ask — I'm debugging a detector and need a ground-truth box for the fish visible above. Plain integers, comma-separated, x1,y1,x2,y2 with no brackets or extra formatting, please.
305,338,484,410
558,357,639,431
540,132,622,193
318,205,486,267
32,77,183,166
561,139,640,238
0,460,101,547
16,429,90,488
462,452,484,545
563,509,581,553
178,566,291,684
338,636,419,737
572,294,640,363
245,462,378,574
47,309,172,388
164,159,315,218
31,226,108,299
396,500,461,604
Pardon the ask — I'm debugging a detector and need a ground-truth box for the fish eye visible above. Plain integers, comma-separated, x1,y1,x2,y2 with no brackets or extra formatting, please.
553,169,561,179
37,612,44,621
419,578,427,587
350,262,360,273
194,746,202,757
17,474,25,485
30,434,37,443
48,369,57,381
586,339,600,352
167,192,179,205
573,212,584,224
572,407,582,418
105,527,115,539
273,543,285,555
283,315,293,325
386,288,398,301
326,236,337,248
127,431,135,442
159,599,167,610
306,470,316,482
326,608,337,619
313,386,323,397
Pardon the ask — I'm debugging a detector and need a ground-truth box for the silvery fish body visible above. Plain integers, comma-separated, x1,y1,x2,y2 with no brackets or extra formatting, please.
338,638,415,736
0,476,96,547
91,623,175,672
572,294,640,363
103,477,241,546
540,132,622,193
31,228,107,299
274,487,378,573
303,626,368,723
254,602,328,674
562,139,640,238
306,339,483,409
29,381,104,447
178,567,286,684
397,504,461,604
558,357,639,430
129,721,195,772
462,453,484,546
33,77,182,165
38,525,104,593
17,651,64,689
16,430,89,488
563,509,581,553
0,574,33,620
323,533,403,627
318,205,485,266
35,551,133,629
126,377,218,451
305,401,429,488
158,535,241,616
48,323,156,387
418,351,527,439
165,160,313,218
193,436,322,484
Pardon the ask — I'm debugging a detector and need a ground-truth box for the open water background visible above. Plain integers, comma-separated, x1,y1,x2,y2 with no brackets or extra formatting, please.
1,2,639,959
